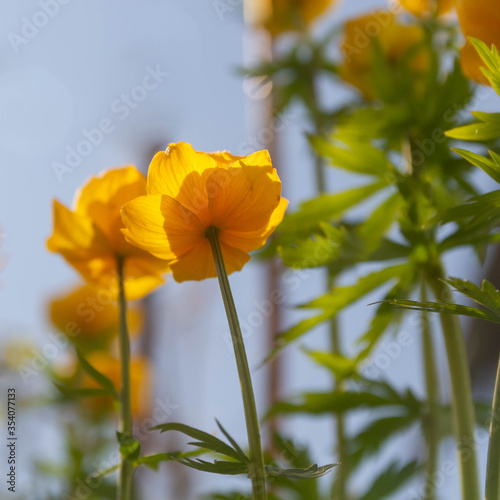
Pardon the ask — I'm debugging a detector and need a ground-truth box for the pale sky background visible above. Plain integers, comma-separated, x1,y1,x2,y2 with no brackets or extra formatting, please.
0,1,497,499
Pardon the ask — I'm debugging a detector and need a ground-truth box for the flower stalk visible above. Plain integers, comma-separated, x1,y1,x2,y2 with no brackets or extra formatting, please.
117,257,134,500
207,226,267,500
486,354,500,500
420,282,439,500
427,262,480,500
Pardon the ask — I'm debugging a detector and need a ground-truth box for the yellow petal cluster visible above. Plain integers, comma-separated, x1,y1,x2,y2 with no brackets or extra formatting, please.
255,0,337,36
339,12,428,100
457,0,500,84
398,0,455,17
47,167,170,300
121,142,287,282
49,284,142,351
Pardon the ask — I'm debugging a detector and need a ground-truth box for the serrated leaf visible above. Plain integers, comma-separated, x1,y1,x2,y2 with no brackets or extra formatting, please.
265,462,339,479
358,460,420,500
215,420,249,463
304,350,358,380
387,299,500,323
277,182,386,239
470,38,500,94
278,223,343,269
452,148,500,184
310,134,389,176
150,423,246,462
444,277,500,316
177,458,248,476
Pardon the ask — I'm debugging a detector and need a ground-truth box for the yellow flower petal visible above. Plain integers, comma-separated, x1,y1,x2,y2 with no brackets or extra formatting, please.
207,165,281,232
47,200,109,258
399,0,455,17
169,239,250,282
147,142,218,224
121,194,205,260
75,166,147,253
49,284,142,349
220,197,288,252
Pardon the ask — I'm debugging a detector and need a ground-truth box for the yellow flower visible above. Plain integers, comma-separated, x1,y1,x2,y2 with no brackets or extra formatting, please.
258,0,337,36
82,351,152,419
49,284,142,351
398,0,455,17
121,142,287,283
457,0,500,83
339,12,428,99
47,167,170,300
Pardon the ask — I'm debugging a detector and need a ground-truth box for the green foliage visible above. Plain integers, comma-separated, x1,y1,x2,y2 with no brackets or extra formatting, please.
390,277,500,324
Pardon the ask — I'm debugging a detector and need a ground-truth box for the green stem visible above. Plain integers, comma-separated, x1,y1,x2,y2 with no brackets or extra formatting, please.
420,282,439,500
207,227,267,500
486,354,500,500
117,257,133,500
427,262,480,500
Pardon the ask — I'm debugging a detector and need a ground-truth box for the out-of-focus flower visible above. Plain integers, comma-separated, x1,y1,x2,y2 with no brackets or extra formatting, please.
457,0,500,83
339,12,428,99
49,284,142,351
47,167,170,300
83,351,152,419
121,142,287,282
398,0,455,17
251,0,337,36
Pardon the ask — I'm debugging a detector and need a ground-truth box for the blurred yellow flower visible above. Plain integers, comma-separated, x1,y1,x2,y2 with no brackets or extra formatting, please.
256,0,337,36
121,142,287,282
47,167,170,300
457,0,500,83
49,284,142,351
340,12,428,99
398,0,455,17
83,351,152,419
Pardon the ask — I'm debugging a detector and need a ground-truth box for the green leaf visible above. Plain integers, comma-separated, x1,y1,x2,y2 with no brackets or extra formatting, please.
265,462,339,479
278,223,343,269
310,135,389,176
345,414,420,475
358,461,420,500
470,38,500,94
307,264,407,312
444,277,500,316
117,433,141,461
304,350,358,380
150,422,247,462
267,392,397,418
263,311,332,364
53,383,115,398
176,458,248,476
215,420,249,463
277,182,386,239
446,122,500,141
452,148,500,184
75,348,117,395
387,299,500,324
